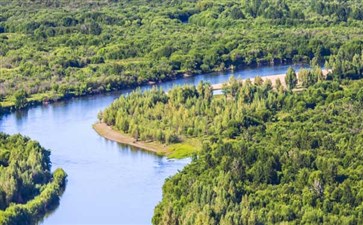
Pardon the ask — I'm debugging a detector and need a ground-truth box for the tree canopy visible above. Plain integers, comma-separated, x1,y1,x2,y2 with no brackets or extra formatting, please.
1,0,363,110
100,53,363,224
150,74,363,225
0,133,67,225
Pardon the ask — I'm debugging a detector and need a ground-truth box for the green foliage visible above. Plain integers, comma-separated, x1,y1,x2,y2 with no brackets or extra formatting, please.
1,0,363,109
0,168,67,225
102,74,284,149
0,133,67,224
152,78,363,225
13,90,27,109
327,41,363,80
167,143,197,159
298,68,317,88
102,84,213,146
285,67,297,90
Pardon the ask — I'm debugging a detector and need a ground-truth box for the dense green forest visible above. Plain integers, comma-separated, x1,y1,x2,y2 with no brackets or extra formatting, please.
2,0,363,223
0,133,67,225
152,74,363,224
1,0,363,110
100,55,363,223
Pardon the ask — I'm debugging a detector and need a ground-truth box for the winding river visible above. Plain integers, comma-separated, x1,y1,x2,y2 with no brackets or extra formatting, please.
0,64,307,224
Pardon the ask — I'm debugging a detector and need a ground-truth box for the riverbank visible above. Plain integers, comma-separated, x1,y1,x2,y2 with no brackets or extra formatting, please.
93,122,170,155
0,63,302,118
211,69,330,90
93,122,200,158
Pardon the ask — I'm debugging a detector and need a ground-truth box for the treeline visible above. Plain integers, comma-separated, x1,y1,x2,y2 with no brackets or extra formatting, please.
1,0,363,110
192,0,363,25
0,133,67,224
147,74,363,224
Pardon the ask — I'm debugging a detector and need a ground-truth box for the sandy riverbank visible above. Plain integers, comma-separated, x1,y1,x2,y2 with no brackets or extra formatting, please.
211,69,330,90
93,122,170,155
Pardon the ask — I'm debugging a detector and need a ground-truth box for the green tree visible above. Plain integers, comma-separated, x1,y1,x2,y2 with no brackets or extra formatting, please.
299,69,317,87
13,90,27,109
285,67,297,90
230,7,245,20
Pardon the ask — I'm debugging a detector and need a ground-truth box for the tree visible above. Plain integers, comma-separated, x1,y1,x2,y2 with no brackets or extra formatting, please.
230,7,245,20
223,75,240,97
312,66,325,82
275,78,283,91
254,76,263,86
285,67,297,90
13,90,27,109
357,88,363,105
299,69,317,87
352,8,363,20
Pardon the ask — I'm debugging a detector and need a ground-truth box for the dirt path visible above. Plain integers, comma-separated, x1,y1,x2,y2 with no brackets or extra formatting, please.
93,122,169,155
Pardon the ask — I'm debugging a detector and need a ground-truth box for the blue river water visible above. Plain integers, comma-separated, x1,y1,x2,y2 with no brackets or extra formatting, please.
0,64,307,224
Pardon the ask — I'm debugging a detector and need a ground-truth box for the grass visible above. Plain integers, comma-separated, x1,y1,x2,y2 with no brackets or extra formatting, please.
0,101,13,108
167,138,202,159
167,143,195,159
27,92,62,102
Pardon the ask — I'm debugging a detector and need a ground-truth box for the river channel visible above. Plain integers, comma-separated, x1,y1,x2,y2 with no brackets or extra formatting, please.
0,64,307,224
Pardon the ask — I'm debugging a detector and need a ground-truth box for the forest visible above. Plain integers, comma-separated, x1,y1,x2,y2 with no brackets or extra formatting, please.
0,133,67,225
100,44,363,223
1,0,363,224
152,74,363,224
1,0,363,111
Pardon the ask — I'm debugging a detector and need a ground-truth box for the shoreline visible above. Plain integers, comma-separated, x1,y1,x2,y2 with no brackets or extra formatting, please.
211,69,330,90
93,122,170,155
0,62,302,118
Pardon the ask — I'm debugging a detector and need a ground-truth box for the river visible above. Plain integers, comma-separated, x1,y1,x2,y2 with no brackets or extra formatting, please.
0,64,307,224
